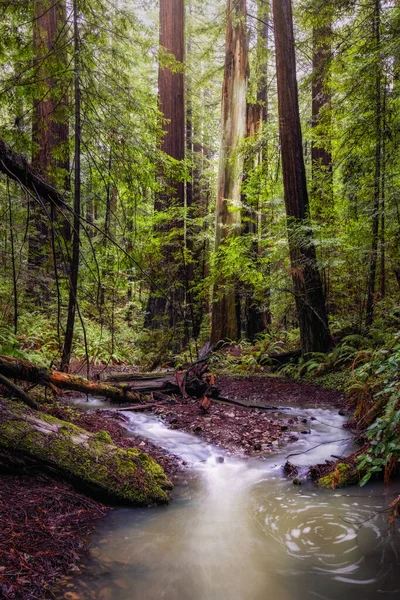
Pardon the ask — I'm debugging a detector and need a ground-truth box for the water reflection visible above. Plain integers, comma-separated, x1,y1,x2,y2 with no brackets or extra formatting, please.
68,408,400,600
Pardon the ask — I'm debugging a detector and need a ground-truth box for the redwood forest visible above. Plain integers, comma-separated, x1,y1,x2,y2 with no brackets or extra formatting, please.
1,1,400,599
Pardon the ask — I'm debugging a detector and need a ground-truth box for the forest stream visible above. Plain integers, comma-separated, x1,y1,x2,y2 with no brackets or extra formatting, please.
64,402,400,600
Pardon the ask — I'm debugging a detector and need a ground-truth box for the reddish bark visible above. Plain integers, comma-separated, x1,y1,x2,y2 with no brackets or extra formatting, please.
29,0,70,285
272,0,331,353
145,0,186,337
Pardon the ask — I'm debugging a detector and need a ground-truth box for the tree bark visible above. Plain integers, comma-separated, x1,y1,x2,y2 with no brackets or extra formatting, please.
145,0,186,342
0,399,171,505
211,0,249,344
29,0,70,290
272,0,331,353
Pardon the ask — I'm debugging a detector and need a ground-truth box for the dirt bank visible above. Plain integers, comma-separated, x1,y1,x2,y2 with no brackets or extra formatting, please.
217,375,344,407
0,398,185,600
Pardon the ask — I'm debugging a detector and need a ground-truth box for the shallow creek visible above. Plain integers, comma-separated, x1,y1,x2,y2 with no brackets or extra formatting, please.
69,404,400,600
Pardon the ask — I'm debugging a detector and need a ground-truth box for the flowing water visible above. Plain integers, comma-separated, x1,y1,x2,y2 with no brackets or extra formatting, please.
69,404,400,600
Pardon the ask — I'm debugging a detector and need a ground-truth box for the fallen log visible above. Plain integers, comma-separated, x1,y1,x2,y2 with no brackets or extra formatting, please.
0,355,142,404
103,371,180,394
0,398,172,505
103,371,175,382
0,373,39,410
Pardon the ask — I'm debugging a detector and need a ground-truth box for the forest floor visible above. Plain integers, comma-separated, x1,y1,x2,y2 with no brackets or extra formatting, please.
152,375,345,455
0,374,346,600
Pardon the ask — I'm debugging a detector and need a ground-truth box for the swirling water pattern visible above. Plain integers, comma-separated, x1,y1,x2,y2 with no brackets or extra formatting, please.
68,405,400,600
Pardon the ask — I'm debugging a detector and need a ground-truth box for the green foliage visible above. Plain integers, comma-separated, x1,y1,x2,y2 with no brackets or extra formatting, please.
355,335,400,486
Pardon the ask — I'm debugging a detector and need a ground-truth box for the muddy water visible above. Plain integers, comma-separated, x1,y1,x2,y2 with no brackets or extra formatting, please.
71,407,400,600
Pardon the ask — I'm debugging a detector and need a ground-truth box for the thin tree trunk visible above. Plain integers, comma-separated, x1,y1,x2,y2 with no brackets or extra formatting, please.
365,0,382,327
311,1,333,211
61,0,81,371
272,0,331,353
7,179,18,335
379,81,387,299
211,0,249,345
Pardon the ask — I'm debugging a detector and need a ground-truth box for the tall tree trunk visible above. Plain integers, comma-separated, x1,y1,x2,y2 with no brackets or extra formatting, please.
211,0,249,345
365,0,382,328
272,0,331,353
311,1,333,212
61,0,81,372
145,0,186,344
29,0,70,294
243,0,271,341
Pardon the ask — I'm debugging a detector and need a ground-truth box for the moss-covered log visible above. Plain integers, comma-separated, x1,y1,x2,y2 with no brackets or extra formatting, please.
0,399,172,505
318,462,361,489
0,355,142,403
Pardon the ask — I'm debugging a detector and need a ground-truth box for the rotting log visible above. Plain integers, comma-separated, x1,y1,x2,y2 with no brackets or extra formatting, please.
0,398,172,505
103,371,181,394
103,371,175,382
0,355,142,403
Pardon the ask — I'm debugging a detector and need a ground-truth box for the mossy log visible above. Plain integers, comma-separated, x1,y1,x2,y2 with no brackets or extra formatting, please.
0,355,142,403
318,462,360,489
0,399,172,505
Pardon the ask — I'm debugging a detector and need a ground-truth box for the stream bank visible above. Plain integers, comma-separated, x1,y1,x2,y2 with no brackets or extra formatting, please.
60,405,400,600
0,375,355,600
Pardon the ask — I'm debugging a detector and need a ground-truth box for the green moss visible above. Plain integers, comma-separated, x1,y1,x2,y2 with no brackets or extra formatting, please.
0,400,172,505
318,462,359,489
94,430,113,444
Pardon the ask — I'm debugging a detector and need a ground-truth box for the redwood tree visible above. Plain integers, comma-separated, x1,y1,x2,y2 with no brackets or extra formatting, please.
211,0,249,344
29,0,70,287
145,0,186,340
272,0,331,353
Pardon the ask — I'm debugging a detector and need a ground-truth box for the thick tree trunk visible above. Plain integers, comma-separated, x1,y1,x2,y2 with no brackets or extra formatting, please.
0,355,143,403
29,0,70,291
145,0,186,342
211,0,249,344
272,0,331,353
0,399,171,505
